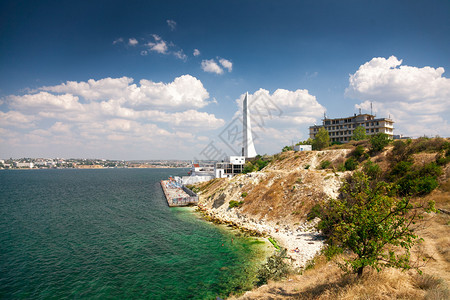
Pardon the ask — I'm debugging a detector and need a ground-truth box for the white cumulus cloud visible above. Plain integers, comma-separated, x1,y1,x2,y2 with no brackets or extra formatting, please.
193,49,200,56
49,121,72,134
237,88,324,124
40,77,134,102
135,75,211,110
219,58,232,72
147,35,168,54
128,38,138,46
346,56,450,137
1,75,225,159
9,92,84,112
38,75,211,110
173,50,187,61
0,111,37,128
201,59,224,74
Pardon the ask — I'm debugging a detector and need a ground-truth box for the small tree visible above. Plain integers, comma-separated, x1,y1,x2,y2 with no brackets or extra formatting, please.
369,133,391,153
344,157,358,171
313,127,330,150
242,161,257,174
352,145,366,160
318,171,435,277
296,138,314,146
363,160,382,179
352,126,367,141
256,248,290,285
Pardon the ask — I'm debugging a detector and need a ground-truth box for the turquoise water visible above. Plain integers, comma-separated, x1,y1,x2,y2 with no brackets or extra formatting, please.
0,169,268,299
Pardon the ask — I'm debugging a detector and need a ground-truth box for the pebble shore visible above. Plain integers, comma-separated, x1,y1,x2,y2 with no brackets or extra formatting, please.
198,203,324,269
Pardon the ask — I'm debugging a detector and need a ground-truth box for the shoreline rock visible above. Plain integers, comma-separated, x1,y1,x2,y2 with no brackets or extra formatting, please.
197,203,325,269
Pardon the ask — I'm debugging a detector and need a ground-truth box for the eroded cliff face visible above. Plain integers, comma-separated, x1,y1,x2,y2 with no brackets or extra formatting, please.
195,149,351,268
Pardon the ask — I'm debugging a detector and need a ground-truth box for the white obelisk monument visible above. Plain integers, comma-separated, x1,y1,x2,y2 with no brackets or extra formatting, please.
242,92,257,158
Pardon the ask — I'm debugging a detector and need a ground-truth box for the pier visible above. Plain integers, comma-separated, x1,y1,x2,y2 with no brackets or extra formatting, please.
160,179,199,207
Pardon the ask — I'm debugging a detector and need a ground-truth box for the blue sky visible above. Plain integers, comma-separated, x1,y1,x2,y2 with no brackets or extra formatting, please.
1,0,449,160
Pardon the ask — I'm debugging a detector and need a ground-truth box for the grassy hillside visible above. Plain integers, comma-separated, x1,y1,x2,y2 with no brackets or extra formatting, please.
195,137,450,299
231,137,450,299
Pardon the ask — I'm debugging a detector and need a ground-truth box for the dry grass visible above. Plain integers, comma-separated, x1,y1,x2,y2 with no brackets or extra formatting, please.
196,142,450,300
327,140,371,150
237,256,449,300
438,178,450,193
235,188,450,300
197,150,346,226
412,153,439,167
235,256,442,299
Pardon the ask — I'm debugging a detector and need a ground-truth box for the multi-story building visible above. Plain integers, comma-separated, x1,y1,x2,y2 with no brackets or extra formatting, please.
215,156,245,178
309,113,394,143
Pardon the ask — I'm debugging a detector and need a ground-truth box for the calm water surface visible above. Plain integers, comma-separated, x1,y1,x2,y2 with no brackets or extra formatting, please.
0,169,268,299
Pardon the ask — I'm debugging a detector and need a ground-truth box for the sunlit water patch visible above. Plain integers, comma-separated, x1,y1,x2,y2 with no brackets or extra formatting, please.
0,169,269,299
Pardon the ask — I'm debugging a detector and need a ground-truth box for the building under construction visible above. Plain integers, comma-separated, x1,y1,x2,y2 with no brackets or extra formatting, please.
309,112,394,143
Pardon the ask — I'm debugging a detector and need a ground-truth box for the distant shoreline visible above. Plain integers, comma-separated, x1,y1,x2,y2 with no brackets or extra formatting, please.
0,166,189,170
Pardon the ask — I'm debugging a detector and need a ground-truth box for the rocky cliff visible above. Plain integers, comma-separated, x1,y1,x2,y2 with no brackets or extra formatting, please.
195,149,351,268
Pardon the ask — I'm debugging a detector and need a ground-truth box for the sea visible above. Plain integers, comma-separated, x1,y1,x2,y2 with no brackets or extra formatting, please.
0,168,269,299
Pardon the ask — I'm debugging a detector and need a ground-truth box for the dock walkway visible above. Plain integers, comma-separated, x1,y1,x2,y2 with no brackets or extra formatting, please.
160,180,199,207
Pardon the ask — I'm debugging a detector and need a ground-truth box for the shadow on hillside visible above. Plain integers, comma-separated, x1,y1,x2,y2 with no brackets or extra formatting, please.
262,275,357,300
295,232,326,241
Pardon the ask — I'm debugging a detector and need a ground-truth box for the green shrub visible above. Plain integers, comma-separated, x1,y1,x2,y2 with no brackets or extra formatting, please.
408,137,431,154
363,160,381,179
369,133,391,153
337,164,346,172
256,248,290,285
352,145,366,160
242,158,271,174
390,161,413,179
242,162,257,174
352,126,367,141
436,152,450,166
318,171,436,277
344,157,358,171
297,138,314,146
186,184,200,193
304,164,310,169
392,140,408,161
282,145,293,152
414,176,439,195
397,174,439,196
255,159,269,171
394,162,441,196
419,162,442,177
408,137,447,154
229,200,244,208
313,127,330,150
307,204,322,221
241,192,248,198
320,160,331,169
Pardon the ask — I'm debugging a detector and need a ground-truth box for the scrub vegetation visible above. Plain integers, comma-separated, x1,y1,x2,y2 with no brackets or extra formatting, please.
223,137,450,300
242,155,271,174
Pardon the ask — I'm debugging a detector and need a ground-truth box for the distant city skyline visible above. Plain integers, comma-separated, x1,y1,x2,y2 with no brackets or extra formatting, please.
1,0,449,160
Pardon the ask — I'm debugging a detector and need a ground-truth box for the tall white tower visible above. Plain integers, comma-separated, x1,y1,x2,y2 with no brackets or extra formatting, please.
242,92,257,158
